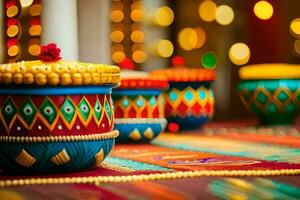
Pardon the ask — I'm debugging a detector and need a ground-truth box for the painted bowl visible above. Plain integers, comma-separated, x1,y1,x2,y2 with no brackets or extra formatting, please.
0,60,120,173
238,64,300,125
112,71,168,143
151,68,215,132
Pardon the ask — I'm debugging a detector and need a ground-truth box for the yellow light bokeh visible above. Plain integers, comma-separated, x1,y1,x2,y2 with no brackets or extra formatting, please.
110,30,124,43
155,6,174,27
178,28,198,51
198,0,217,22
194,27,206,49
229,43,251,65
28,44,41,56
215,5,234,26
130,9,144,22
254,1,273,20
20,0,33,7
131,31,144,43
112,51,125,63
157,40,174,58
132,50,147,63
294,40,300,55
132,44,143,51
290,18,300,38
131,1,142,10
110,10,124,23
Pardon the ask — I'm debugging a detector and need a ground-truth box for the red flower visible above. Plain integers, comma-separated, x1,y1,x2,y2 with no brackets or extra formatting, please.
39,43,62,62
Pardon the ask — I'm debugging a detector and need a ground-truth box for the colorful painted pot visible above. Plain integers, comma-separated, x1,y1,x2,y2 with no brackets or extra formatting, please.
112,71,168,143
238,64,300,125
0,60,120,173
151,67,215,132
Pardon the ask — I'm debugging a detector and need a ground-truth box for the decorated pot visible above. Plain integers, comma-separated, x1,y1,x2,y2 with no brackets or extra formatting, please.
0,44,120,173
112,71,168,143
152,66,215,132
238,64,300,125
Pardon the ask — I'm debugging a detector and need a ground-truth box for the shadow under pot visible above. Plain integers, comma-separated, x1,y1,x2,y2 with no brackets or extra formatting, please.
0,60,120,173
112,71,168,143
238,64,300,125
151,68,215,132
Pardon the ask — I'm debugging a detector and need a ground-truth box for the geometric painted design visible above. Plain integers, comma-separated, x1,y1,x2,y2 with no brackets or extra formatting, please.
113,94,164,119
94,97,103,122
0,94,114,136
39,98,57,125
164,85,214,118
129,128,142,141
256,91,268,104
95,148,105,166
276,90,290,103
19,98,37,127
60,98,76,124
1,97,17,128
14,149,36,168
51,149,71,165
144,127,154,139
78,97,91,121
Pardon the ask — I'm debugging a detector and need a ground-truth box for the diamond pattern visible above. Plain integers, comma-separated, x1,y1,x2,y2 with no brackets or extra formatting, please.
1,97,17,127
104,98,112,120
184,89,194,102
60,98,76,123
94,98,102,121
39,98,57,124
78,97,91,121
19,98,37,126
256,91,268,104
276,90,289,103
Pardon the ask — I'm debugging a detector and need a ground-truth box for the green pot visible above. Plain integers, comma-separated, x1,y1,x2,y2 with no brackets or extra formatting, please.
238,79,300,125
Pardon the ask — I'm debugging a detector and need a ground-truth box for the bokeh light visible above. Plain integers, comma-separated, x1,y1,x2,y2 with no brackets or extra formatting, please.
253,1,273,20
110,30,124,43
198,0,217,22
178,28,198,51
294,40,300,55
130,9,144,22
110,10,124,23
28,44,41,56
131,1,142,10
215,5,234,26
290,18,300,38
157,40,174,58
201,52,217,69
154,6,174,27
20,0,33,7
111,44,124,53
112,51,126,63
194,27,206,48
132,50,147,63
131,30,144,43
229,43,251,65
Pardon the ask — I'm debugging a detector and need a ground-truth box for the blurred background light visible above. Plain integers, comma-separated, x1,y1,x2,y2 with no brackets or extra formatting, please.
198,0,217,22
290,18,300,38
215,5,234,26
110,30,124,43
154,6,174,27
178,28,198,51
132,50,147,63
229,43,251,65
112,51,126,63
194,27,206,49
201,52,217,69
253,1,273,20
157,40,174,58
130,9,144,22
131,30,144,43
110,10,124,23
20,0,33,7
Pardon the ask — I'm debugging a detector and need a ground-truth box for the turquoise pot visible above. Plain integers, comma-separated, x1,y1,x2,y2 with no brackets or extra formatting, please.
238,79,300,125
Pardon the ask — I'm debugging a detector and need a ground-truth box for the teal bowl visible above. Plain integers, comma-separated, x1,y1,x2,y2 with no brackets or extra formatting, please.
238,79,300,125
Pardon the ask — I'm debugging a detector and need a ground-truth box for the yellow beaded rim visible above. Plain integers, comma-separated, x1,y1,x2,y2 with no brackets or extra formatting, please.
0,169,299,186
239,64,300,80
0,60,120,86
